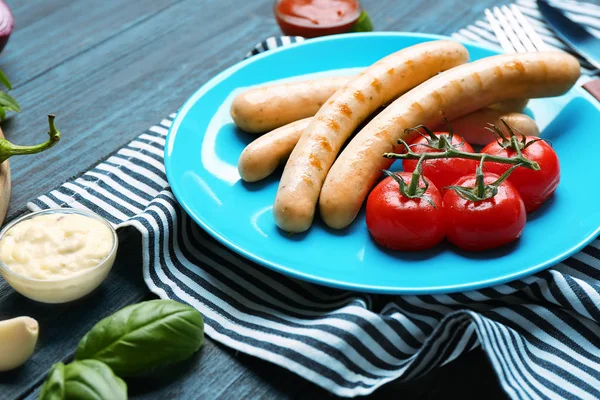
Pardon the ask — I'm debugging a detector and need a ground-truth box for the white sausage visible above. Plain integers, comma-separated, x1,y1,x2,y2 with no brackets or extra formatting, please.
231,76,349,133
442,110,539,145
238,118,311,182
320,51,580,229
232,75,522,134
488,98,529,112
274,40,470,232
238,102,527,181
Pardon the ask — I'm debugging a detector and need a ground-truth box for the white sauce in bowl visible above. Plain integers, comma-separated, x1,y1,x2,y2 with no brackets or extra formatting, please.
0,213,113,280
0,209,118,303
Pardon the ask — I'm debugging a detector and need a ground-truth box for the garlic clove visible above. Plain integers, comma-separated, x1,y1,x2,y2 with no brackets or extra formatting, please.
0,316,39,371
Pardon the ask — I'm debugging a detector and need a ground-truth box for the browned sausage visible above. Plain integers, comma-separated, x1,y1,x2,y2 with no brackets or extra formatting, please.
238,118,311,182
230,76,349,133
273,40,470,232
441,110,539,145
239,101,528,182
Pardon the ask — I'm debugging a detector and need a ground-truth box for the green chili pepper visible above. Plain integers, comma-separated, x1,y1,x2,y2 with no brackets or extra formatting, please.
0,114,60,163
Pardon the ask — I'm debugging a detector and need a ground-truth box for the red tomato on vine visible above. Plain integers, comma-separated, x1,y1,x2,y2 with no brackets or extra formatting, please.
366,169,445,251
443,172,526,251
481,125,559,212
402,127,478,190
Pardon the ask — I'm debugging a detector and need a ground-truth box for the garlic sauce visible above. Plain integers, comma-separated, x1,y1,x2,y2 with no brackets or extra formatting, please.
0,213,113,280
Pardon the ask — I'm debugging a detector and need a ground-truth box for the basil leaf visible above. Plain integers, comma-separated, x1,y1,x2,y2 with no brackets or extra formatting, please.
75,299,204,376
0,69,12,90
63,360,126,400
39,362,65,400
0,91,20,112
0,107,6,121
39,360,126,400
350,11,373,33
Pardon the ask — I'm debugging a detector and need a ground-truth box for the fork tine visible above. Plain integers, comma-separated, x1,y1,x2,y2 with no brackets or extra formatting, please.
501,5,537,52
485,8,516,53
494,6,527,52
510,5,550,52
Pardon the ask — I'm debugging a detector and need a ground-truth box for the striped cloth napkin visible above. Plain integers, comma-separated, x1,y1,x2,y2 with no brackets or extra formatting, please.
27,1,600,398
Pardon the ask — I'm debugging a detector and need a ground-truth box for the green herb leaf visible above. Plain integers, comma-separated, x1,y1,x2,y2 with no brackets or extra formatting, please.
39,363,65,400
0,107,7,122
0,69,12,90
75,300,204,377
39,360,126,400
0,91,20,113
63,360,127,400
350,11,373,33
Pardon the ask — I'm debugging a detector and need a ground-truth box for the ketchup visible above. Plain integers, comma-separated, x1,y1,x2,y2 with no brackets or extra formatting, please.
274,0,361,38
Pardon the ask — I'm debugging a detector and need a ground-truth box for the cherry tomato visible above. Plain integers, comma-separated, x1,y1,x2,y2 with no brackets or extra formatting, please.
443,173,526,251
403,133,478,191
366,172,445,251
481,137,559,212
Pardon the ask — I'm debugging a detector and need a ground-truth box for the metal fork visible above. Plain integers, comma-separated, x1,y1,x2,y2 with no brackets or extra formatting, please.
485,4,599,100
485,5,550,53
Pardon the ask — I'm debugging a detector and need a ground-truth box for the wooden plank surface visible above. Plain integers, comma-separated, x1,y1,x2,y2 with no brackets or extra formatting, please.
0,0,519,398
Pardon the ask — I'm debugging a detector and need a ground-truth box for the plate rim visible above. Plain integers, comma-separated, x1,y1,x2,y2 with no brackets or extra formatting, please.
165,31,600,294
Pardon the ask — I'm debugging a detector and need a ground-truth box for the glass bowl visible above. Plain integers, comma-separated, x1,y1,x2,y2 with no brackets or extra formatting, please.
0,208,118,304
273,0,362,38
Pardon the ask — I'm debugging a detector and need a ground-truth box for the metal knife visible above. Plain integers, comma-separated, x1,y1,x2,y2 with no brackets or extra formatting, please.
537,0,600,100
537,0,600,70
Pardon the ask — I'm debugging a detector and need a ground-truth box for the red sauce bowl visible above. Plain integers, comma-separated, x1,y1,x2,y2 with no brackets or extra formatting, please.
274,0,362,38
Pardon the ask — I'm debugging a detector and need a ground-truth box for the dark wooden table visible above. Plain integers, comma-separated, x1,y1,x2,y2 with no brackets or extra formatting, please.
0,1,519,398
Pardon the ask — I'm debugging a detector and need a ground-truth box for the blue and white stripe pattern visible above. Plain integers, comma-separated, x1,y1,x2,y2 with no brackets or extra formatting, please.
245,35,305,58
27,1,600,398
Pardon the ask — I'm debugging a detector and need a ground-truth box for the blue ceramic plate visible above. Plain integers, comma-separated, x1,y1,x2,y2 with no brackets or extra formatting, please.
165,32,600,294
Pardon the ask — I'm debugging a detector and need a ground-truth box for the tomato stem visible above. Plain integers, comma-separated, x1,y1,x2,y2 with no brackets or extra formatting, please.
445,162,524,202
383,159,436,208
475,156,486,198
407,156,425,196
385,121,542,203
386,138,540,171
486,122,511,148
486,119,534,152
387,121,540,203
496,119,552,151
405,123,462,151
406,124,438,142
491,163,521,187
405,125,445,150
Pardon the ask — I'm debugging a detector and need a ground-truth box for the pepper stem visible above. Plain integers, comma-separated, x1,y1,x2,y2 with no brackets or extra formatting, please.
0,114,61,163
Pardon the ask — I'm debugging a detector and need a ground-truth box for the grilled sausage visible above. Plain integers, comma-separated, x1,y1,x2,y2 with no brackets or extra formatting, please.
274,40,470,232
231,76,349,133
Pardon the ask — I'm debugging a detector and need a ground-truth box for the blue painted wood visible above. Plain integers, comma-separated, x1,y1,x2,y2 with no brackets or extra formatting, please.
0,0,512,398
